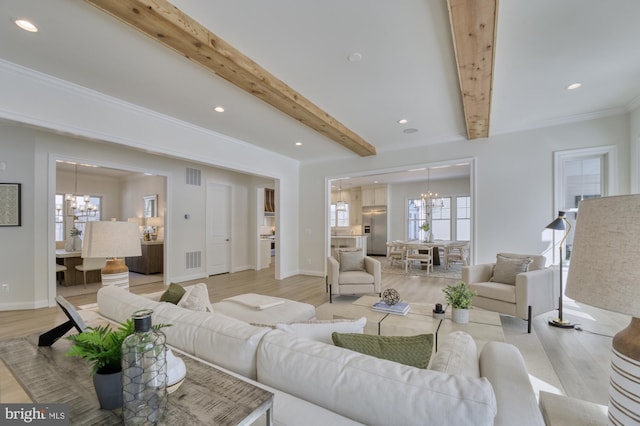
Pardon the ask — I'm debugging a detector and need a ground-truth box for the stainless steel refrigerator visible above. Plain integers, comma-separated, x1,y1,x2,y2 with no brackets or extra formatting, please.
362,206,387,256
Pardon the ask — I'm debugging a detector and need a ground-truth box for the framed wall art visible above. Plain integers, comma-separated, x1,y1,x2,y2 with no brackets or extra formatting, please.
0,183,21,226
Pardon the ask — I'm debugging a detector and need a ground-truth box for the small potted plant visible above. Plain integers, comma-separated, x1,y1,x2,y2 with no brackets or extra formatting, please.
66,318,170,409
419,222,431,242
442,281,477,324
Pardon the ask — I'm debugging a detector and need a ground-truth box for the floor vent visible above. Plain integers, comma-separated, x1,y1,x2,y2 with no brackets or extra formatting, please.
186,167,201,186
185,251,201,269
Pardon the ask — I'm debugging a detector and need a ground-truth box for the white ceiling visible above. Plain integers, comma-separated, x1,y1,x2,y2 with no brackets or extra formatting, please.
2,0,640,168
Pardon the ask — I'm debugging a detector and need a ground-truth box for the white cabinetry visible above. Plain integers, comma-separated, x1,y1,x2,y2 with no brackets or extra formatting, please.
361,186,387,206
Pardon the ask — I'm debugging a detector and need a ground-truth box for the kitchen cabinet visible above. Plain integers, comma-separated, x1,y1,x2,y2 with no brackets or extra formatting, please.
259,239,271,270
331,236,368,256
361,186,387,206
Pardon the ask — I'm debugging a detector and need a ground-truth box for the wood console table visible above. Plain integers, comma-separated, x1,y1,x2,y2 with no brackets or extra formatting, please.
0,335,273,425
125,241,163,275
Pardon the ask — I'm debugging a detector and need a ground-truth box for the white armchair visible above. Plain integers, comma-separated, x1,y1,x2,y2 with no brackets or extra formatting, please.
462,253,556,333
327,249,381,303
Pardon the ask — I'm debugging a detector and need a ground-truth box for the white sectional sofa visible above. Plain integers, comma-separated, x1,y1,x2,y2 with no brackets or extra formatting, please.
96,286,544,426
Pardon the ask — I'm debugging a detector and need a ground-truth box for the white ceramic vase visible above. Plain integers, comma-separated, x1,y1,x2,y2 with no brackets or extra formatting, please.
452,308,469,324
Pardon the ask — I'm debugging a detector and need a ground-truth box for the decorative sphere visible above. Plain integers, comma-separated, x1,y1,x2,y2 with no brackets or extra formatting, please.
382,289,400,305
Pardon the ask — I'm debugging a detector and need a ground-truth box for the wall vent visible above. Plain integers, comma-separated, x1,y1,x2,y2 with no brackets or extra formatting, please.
185,167,201,186
185,251,202,269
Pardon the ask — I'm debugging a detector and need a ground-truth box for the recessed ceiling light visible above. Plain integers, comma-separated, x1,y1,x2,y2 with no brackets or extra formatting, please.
373,180,379,184
403,128,419,134
567,83,582,90
295,141,303,146
213,106,225,112
347,52,363,62
15,19,38,32
397,119,408,124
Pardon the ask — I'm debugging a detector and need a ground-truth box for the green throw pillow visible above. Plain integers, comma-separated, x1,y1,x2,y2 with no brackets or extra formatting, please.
160,283,186,304
331,332,434,369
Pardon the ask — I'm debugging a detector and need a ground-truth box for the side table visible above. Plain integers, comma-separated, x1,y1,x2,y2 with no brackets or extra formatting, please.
0,336,273,425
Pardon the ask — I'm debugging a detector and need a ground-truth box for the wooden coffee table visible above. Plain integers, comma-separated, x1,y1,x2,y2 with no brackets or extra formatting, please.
0,335,273,425
340,295,504,351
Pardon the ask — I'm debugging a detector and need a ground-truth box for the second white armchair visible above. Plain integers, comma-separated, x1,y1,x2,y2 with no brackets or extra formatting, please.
463,253,556,333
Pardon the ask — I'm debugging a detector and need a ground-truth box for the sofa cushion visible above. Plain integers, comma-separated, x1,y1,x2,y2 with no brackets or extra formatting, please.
97,286,270,380
257,330,497,426
275,317,366,344
428,331,479,377
339,250,365,272
338,270,374,285
498,252,546,271
469,281,517,303
177,283,214,312
490,254,532,285
160,282,186,304
332,332,433,369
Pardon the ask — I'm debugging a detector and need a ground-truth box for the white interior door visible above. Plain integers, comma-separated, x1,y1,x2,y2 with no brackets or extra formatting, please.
206,182,231,275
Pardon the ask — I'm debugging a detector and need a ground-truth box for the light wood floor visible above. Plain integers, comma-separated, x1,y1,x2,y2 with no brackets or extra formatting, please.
1,264,626,407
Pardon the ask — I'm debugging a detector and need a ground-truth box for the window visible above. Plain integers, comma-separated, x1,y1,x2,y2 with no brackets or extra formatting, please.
407,198,425,241
407,196,469,241
55,193,102,241
330,203,350,227
554,146,616,262
431,197,451,240
456,196,471,241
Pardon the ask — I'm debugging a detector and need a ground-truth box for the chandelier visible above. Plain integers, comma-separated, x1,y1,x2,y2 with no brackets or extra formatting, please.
420,168,442,213
336,180,346,211
61,164,99,219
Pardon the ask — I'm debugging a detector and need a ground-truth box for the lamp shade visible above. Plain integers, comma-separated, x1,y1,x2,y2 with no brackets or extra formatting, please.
545,211,567,231
565,195,640,317
82,221,142,258
146,216,164,227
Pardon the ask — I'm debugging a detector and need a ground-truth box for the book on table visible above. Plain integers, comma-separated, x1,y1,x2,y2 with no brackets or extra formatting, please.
372,300,410,315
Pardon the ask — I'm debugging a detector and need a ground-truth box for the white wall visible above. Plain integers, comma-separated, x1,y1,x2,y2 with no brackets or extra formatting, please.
299,114,631,274
0,126,295,310
0,60,300,309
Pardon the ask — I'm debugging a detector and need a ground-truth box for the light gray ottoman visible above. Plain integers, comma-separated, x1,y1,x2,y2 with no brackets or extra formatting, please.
213,293,316,324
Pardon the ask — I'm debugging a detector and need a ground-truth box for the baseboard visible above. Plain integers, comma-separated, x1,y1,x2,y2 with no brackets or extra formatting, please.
0,298,49,311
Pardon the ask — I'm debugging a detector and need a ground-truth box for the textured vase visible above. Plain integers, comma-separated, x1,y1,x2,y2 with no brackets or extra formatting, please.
452,308,469,324
93,371,123,410
121,309,167,425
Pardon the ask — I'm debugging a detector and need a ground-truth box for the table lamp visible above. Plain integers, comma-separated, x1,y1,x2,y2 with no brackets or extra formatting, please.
82,221,142,289
565,195,640,424
545,211,573,328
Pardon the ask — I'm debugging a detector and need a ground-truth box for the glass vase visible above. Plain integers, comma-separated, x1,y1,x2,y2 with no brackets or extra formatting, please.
121,309,167,425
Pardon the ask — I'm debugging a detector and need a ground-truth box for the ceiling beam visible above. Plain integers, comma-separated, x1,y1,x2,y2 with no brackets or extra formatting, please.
447,0,498,139
84,0,376,157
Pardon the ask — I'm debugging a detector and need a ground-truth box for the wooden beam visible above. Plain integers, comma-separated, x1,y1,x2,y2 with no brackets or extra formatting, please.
84,0,376,156
447,0,498,139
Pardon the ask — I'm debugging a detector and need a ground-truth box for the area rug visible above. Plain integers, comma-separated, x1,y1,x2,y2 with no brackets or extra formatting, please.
382,262,463,280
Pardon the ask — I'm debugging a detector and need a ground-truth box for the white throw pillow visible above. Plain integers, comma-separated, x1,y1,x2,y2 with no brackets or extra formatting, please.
428,331,479,378
177,283,214,312
275,317,367,344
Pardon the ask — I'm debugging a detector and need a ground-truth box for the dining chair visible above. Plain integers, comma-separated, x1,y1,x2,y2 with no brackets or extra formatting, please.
445,242,470,269
404,244,433,273
75,257,107,287
385,241,406,267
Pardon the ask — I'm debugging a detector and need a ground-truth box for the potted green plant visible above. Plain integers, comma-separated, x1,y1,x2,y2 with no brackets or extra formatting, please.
66,318,170,409
419,222,432,242
442,281,477,324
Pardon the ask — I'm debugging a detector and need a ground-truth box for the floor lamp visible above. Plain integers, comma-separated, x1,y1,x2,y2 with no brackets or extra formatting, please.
545,211,574,328
565,195,640,424
82,221,142,290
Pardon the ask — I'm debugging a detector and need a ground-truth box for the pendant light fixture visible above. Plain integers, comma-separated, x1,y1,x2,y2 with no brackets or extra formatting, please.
336,180,346,211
